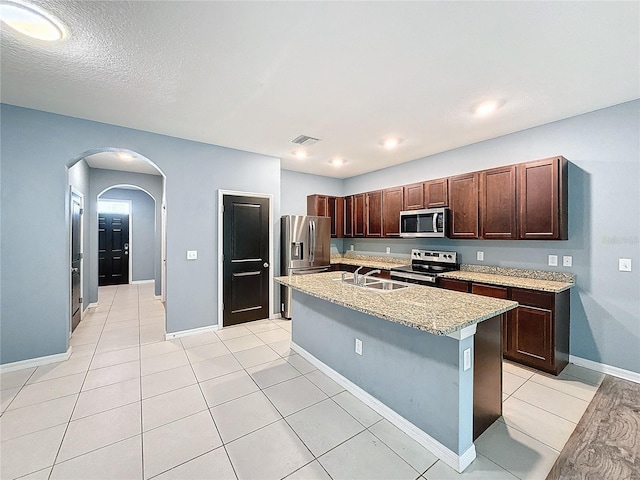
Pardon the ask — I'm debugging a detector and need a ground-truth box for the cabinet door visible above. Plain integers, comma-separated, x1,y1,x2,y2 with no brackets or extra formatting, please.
480,166,517,239
382,187,403,237
438,278,470,292
365,190,383,237
506,305,553,371
343,195,354,237
329,196,344,238
307,195,328,217
353,194,366,237
449,173,479,238
425,178,448,207
403,182,425,210
517,156,568,240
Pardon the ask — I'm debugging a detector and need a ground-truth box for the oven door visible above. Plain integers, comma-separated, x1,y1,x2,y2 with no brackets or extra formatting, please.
389,269,437,286
399,208,447,238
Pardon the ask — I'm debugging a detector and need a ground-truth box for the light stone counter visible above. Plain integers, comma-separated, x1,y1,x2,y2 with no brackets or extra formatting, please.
440,265,574,293
330,253,408,270
275,271,517,336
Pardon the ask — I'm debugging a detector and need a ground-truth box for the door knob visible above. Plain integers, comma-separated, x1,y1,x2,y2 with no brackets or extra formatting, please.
263,262,269,268
71,267,79,273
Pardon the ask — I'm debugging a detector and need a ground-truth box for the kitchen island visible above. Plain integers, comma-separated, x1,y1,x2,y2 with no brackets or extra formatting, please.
275,272,518,472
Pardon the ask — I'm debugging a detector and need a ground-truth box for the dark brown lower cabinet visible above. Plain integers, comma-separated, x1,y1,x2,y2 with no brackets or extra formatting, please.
439,278,570,375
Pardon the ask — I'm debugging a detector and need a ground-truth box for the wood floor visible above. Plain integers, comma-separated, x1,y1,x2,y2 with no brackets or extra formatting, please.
546,375,640,480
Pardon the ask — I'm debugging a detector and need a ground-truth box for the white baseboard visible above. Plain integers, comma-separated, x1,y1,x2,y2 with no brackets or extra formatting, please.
132,279,154,285
270,313,283,320
291,342,476,473
166,324,219,340
154,295,163,300
0,347,73,374
87,302,99,308
570,355,640,384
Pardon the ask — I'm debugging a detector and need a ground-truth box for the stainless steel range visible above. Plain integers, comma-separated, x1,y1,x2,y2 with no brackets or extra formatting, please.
390,249,459,285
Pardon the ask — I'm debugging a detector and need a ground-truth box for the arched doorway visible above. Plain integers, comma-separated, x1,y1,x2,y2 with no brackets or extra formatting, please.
67,148,166,339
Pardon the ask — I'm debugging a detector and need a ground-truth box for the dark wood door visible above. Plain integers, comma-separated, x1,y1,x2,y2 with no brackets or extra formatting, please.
517,156,568,240
223,195,270,326
403,182,425,210
71,194,82,331
328,196,343,238
506,305,553,371
449,173,479,238
480,166,517,239
353,194,365,237
425,178,448,208
438,278,470,292
343,195,354,237
382,187,403,237
98,213,129,286
365,190,383,237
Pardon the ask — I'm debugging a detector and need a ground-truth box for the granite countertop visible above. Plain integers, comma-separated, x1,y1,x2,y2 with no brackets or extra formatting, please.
440,265,574,293
276,271,517,336
330,253,408,270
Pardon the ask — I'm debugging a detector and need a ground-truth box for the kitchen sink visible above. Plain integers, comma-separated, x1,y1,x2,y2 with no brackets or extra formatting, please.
335,276,411,291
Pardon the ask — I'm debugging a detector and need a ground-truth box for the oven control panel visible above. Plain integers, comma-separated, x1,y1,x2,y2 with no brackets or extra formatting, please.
410,249,457,264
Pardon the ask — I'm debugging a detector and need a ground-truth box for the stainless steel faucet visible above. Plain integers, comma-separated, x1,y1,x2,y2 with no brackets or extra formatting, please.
353,266,363,285
359,269,381,285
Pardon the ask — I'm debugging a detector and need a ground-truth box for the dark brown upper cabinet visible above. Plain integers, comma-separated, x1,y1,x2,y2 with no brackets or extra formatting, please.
517,156,568,240
353,193,366,237
403,182,425,210
382,187,404,237
306,194,343,238
425,178,448,208
480,165,517,239
365,190,383,237
449,172,479,238
343,195,354,237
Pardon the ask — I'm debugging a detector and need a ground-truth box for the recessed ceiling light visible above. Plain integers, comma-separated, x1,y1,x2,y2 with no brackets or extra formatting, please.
329,157,347,166
292,150,307,159
382,137,402,150
117,152,133,161
472,99,504,117
0,1,65,41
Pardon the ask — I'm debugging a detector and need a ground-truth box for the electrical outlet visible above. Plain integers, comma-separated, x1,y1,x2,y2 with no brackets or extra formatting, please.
563,256,573,267
463,348,471,371
476,251,484,261
548,255,558,266
355,338,363,355
350,244,354,251
187,250,198,260
385,247,391,254
619,258,632,272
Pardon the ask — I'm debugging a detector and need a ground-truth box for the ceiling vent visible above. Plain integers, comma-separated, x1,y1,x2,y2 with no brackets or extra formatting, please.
291,135,320,146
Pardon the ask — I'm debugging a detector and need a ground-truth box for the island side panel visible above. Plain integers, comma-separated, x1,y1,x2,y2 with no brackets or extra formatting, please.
292,291,474,456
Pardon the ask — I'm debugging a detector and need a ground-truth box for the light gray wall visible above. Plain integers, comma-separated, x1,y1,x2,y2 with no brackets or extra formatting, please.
89,169,163,299
100,187,156,283
343,100,640,374
0,104,280,364
68,159,91,312
280,169,344,216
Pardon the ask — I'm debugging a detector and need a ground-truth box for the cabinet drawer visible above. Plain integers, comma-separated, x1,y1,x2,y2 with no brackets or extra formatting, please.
472,283,508,299
511,288,553,309
439,278,470,292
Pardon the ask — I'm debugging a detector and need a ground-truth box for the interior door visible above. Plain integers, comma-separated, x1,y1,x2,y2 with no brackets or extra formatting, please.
98,213,130,286
223,194,270,326
71,193,82,331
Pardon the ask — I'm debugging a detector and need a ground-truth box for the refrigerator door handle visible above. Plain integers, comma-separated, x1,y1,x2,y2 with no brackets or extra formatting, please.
309,220,315,264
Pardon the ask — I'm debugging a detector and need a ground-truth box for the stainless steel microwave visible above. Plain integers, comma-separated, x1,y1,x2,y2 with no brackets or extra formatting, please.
399,208,449,238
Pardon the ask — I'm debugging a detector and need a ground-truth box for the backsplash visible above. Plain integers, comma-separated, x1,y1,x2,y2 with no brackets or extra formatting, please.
460,264,575,283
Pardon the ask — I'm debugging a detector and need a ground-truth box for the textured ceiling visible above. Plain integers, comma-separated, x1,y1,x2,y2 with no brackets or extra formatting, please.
1,1,638,178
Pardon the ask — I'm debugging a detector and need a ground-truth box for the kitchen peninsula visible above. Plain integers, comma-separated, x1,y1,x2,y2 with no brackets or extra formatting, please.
275,272,518,472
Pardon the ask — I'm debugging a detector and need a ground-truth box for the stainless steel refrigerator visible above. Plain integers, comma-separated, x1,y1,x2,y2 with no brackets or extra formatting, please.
280,215,331,318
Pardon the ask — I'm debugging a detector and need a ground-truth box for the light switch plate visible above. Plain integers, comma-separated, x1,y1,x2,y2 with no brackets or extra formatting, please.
548,255,558,266
187,250,198,260
350,245,354,251
563,256,572,267
463,348,471,371
355,338,363,355
619,258,632,272
386,247,391,254
476,251,484,261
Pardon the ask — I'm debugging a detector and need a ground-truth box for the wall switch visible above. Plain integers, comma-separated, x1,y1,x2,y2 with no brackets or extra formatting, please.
355,338,363,355
548,255,558,266
476,251,484,261
463,348,471,371
619,258,632,272
187,250,198,260
350,245,354,251
385,247,391,254
563,256,573,267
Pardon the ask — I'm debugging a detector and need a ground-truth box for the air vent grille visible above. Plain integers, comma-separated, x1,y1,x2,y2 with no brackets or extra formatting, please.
291,135,320,146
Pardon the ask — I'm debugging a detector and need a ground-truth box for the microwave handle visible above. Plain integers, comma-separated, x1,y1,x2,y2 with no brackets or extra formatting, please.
433,213,438,233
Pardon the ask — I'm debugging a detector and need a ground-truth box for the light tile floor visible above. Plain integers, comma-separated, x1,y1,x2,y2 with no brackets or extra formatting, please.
0,284,606,480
